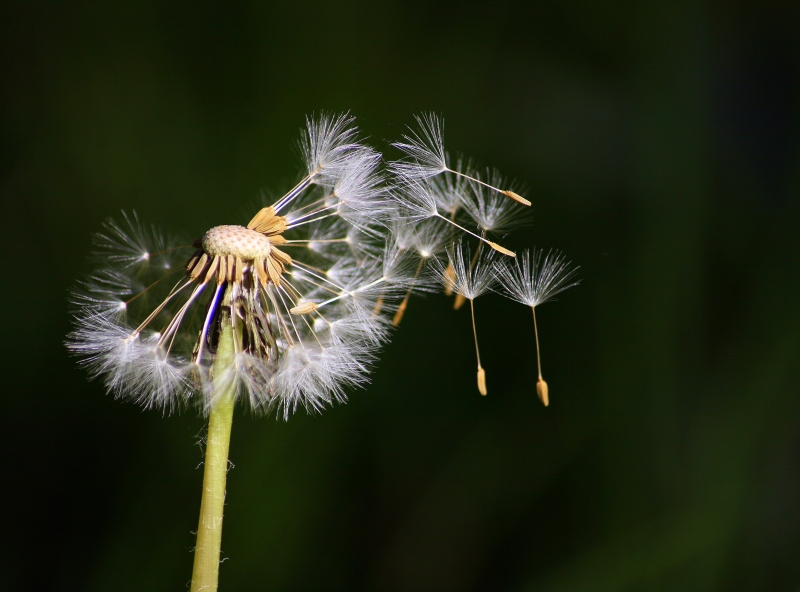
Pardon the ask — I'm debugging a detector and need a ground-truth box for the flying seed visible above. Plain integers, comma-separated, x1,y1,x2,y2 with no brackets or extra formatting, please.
391,300,407,326
536,378,549,406
487,241,516,257
502,190,531,207
477,367,487,396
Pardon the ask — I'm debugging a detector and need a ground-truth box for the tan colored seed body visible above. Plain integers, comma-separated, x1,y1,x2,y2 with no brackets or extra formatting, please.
391,300,407,326
536,378,549,407
502,190,532,207
487,241,516,258
477,367,487,396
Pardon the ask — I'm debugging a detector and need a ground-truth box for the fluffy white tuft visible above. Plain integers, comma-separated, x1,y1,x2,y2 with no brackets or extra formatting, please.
459,170,528,234
434,242,497,300
390,113,448,180
494,248,580,307
301,112,363,185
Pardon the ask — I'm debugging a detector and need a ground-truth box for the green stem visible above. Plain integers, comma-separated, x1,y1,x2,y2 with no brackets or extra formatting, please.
191,309,237,592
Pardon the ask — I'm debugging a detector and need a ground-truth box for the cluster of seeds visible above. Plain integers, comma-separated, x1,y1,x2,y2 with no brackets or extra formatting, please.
68,113,578,417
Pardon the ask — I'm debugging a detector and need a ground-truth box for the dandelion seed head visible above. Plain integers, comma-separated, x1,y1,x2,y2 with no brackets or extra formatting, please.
68,114,439,418
68,112,578,414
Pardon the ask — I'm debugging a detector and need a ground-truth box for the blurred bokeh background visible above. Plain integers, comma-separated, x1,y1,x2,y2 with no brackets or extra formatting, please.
2,2,799,591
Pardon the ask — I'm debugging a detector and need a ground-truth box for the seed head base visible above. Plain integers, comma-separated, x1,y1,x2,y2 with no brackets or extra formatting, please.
187,207,292,286
202,225,274,260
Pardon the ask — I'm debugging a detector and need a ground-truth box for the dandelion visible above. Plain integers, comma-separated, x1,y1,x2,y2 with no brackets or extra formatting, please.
68,113,421,592
495,248,580,405
67,112,579,591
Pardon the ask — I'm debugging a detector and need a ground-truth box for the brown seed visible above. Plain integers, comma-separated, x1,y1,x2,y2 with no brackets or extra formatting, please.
247,206,287,236
477,367,487,396
218,255,228,283
391,300,407,326
487,241,516,258
235,256,244,283
189,253,208,279
226,254,236,282
502,190,531,207
271,247,292,267
266,258,282,286
536,378,549,407
252,258,265,284
185,252,201,273
205,256,220,284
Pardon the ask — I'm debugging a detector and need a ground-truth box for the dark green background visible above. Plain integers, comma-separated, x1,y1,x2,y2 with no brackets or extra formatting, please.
2,2,799,591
